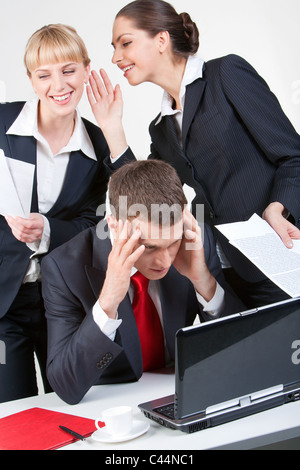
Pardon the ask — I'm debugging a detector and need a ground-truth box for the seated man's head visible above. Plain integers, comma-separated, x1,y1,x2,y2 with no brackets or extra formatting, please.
107,160,187,280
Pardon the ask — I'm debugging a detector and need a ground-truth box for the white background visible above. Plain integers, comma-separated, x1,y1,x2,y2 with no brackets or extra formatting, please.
0,0,299,158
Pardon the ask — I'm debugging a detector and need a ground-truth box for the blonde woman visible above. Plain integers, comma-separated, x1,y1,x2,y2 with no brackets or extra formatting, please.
0,24,132,402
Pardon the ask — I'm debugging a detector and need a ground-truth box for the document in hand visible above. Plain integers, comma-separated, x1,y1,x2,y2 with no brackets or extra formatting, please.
216,214,300,298
0,148,35,218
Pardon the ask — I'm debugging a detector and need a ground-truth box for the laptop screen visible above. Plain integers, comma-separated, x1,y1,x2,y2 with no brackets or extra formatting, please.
175,299,300,419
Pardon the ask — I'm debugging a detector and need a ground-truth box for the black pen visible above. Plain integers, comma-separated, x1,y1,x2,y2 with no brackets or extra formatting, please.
59,425,86,441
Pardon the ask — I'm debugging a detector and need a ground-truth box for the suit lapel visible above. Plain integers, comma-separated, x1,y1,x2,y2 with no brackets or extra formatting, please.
47,150,96,216
117,295,143,377
154,78,207,158
4,135,96,217
158,268,189,360
165,115,182,153
5,133,37,166
85,264,106,300
4,134,38,213
182,78,206,150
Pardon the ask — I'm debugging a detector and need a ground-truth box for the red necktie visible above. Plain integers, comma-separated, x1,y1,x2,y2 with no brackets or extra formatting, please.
131,271,165,372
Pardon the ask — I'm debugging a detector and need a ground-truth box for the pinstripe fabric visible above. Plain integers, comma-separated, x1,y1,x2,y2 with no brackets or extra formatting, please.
149,54,300,282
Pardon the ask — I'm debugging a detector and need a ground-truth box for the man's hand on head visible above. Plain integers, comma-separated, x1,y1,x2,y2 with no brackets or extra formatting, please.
173,209,217,303
99,219,145,319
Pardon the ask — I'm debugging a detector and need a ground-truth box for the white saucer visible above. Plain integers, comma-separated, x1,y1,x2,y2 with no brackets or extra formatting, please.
91,420,150,443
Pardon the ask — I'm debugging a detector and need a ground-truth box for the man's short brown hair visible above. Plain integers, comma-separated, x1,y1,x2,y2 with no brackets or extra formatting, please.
108,160,187,225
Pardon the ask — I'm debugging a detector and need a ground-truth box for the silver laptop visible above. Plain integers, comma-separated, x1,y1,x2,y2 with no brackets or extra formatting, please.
139,297,300,433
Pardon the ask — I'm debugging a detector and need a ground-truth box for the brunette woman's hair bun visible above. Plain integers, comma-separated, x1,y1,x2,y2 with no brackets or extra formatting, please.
180,12,199,54
116,0,200,58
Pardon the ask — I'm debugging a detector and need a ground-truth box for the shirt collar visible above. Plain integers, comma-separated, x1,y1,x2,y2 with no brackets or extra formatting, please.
156,55,204,125
6,97,97,160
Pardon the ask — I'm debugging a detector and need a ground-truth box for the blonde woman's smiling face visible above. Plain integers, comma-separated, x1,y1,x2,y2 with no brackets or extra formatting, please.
29,61,90,119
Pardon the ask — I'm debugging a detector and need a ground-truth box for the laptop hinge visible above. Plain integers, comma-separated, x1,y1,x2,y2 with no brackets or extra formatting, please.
206,384,284,415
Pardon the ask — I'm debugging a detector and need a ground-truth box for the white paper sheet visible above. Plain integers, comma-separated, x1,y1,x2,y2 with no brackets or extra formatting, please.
216,214,300,298
0,149,35,218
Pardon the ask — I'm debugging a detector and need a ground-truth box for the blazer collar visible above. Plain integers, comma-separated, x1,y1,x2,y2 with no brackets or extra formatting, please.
155,56,205,125
6,98,97,161
154,77,207,152
4,131,37,167
3,99,99,217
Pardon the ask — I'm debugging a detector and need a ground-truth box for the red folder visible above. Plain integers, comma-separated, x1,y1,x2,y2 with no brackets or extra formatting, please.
0,407,103,450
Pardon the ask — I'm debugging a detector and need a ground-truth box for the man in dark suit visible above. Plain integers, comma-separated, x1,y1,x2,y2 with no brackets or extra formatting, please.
42,160,244,405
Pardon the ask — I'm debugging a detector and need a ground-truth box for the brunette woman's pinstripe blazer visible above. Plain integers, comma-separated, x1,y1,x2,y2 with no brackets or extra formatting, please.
149,54,300,282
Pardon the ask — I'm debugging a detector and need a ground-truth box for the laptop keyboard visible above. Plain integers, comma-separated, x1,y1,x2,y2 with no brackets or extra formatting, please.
154,403,175,419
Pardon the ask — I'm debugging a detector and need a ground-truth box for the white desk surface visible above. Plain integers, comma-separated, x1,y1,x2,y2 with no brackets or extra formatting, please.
0,371,299,451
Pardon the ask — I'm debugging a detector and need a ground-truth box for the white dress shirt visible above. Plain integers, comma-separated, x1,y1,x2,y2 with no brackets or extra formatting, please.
6,97,97,283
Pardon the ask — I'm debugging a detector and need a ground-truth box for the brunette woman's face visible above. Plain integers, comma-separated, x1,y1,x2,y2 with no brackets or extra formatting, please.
112,17,166,86
29,61,90,119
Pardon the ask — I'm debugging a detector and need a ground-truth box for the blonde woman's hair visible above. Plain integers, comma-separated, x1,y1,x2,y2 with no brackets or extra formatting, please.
24,24,90,75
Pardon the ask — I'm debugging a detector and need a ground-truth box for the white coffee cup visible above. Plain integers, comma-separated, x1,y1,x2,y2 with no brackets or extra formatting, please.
95,405,133,437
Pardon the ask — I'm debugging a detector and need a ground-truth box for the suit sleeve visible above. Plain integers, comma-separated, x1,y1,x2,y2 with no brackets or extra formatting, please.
42,254,124,405
219,54,300,224
103,146,136,171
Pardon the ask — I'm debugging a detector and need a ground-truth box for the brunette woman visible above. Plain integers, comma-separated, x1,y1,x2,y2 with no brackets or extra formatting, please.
95,0,299,309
